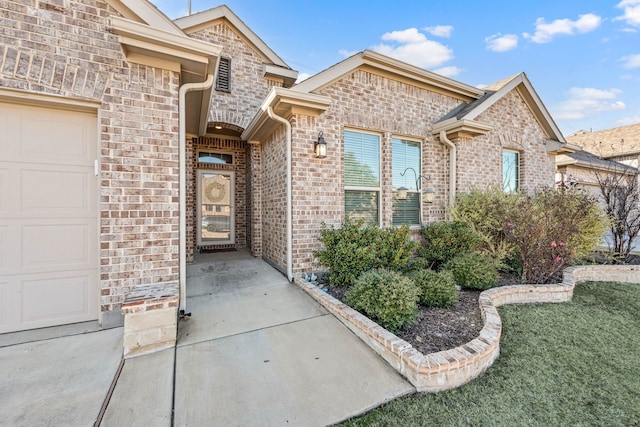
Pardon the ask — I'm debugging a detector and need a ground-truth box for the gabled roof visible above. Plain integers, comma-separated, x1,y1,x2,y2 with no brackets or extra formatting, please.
292,50,485,102
173,5,297,87
173,5,286,67
566,123,640,159
106,0,183,35
435,73,566,144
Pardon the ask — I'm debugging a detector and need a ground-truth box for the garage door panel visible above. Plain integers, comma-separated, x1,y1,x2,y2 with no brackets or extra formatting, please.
22,167,94,215
0,103,94,165
0,280,17,330
0,101,99,333
0,167,9,215
22,223,96,272
21,272,96,325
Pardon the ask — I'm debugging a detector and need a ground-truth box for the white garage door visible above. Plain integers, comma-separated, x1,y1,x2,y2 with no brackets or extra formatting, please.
0,101,99,333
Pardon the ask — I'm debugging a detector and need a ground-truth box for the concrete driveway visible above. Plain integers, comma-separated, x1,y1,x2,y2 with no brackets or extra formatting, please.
2,250,414,426
0,323,122,426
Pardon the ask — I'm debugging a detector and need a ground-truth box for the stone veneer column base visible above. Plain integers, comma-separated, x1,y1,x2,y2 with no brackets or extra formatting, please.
121,282,179,359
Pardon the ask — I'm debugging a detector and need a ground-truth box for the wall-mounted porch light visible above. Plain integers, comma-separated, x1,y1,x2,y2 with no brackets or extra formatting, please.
396,167,434,203
314,131,327,158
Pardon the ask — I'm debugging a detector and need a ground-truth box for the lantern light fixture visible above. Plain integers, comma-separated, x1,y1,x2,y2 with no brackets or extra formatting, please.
396,167,435,204
314,131,327,158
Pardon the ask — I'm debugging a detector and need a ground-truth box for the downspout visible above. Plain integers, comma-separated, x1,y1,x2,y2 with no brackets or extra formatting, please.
266,106,293,282
439,130,457,211
179,73,215,312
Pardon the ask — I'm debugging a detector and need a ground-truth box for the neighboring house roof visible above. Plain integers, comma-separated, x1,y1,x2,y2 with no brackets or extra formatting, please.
556,149,638,174
435,73,568,148
566,123,640,159
173,5,298,87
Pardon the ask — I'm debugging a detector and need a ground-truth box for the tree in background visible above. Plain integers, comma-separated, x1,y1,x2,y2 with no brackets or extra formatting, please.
594,164,640,262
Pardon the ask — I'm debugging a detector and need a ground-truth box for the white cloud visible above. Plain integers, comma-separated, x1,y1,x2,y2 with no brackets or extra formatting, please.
615,114,640,126
615,0,640,27
523,13,602,43
424,25,453,38
553,87,626,120
432,66,462,77
485,33,519,52
295,72,311,83
372,28,454,69
338,49,358,58
621,53,640,68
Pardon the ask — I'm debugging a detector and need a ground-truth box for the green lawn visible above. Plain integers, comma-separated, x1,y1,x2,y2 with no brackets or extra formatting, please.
339,282,640,426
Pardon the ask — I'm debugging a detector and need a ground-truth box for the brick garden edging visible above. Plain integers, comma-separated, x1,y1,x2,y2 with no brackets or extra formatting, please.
294,265,639,392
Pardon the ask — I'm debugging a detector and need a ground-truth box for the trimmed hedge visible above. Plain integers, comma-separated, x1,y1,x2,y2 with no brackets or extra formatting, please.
345,269,420,333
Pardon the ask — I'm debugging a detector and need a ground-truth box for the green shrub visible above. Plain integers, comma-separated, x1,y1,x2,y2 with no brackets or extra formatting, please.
410,269,459,307
314,218,417,286
443,253,499,290
345,269,419,332
452,187,608,283
503,188,608,283
451,186,520,268
420,221,483,269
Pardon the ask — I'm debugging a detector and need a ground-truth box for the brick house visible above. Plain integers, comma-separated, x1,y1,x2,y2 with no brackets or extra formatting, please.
0,1,572,335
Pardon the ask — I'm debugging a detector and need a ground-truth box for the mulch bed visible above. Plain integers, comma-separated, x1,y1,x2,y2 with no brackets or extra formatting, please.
322,272,523,355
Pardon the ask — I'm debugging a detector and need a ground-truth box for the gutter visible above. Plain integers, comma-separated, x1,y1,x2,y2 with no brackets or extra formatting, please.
178,73,215,312
266,106,293,282
439,130,457,210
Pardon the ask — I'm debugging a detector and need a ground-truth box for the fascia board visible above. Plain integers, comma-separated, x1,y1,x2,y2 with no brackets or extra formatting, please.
292,50,484,102
464,73,566,144
361,50,484,100
432,118,493,137
112,17,221,75
264,64,299,88
242,87,331,141
291,54,364,93
106,0,183,35
174,5,289,68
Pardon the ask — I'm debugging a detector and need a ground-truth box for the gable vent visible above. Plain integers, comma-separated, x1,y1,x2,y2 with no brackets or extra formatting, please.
216,57,231,92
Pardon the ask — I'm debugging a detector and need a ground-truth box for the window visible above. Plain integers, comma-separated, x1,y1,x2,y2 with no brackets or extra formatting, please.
502,150,519,193
215,57,231,92
344,130,380,224
198,151,233,165
392,138,421,226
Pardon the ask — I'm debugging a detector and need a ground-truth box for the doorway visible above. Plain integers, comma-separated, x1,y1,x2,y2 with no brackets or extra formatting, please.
197,170,235,245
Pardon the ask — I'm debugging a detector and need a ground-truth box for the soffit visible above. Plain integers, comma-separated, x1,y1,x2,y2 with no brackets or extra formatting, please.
242,87,331,141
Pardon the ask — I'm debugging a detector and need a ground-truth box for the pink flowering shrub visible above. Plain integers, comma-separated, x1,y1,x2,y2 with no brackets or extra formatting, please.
453,187,607,284
503,188,606,283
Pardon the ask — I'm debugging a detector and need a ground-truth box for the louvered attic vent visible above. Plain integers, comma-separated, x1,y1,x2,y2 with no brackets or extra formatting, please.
216,57,231,92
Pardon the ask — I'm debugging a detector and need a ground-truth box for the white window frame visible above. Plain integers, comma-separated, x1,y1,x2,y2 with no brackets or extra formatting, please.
392,136,422,226
344,129,382,226
502,149,520,193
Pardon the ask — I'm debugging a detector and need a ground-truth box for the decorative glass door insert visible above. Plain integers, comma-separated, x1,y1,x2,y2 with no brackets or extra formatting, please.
198,170,234,245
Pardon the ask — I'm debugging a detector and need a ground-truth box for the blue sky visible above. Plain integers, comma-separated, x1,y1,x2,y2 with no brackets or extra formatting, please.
151,0,640,136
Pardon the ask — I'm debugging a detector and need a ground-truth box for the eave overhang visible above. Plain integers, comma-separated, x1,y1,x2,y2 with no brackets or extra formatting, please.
432,117,493,140
111,16,222,78
547,141,581,155
242,87,331,142
292,50,484,102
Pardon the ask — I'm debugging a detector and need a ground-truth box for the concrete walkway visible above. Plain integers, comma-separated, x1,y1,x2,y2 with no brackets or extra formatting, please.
1,250,414,426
